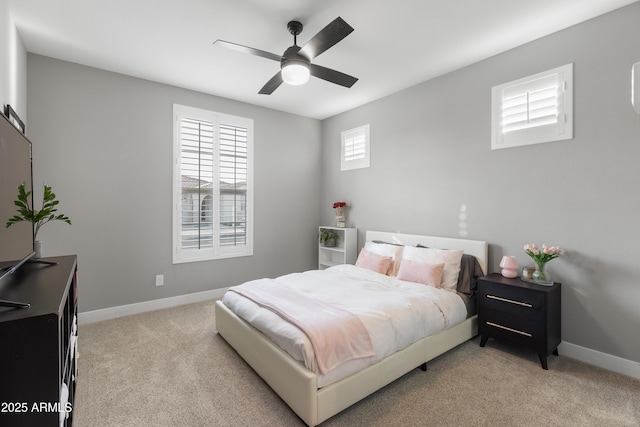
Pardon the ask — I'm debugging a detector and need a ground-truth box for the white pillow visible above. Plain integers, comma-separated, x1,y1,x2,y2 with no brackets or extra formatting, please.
363,241,404,276
401,246,464,290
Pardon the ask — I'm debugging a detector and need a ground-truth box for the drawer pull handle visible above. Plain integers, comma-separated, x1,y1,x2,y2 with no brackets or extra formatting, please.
486,321,532,337
487,294,532,307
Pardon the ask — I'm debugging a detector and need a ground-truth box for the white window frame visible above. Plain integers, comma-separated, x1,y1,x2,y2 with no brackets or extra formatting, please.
491,63,573,150
172,104,253,263
341,124,370,171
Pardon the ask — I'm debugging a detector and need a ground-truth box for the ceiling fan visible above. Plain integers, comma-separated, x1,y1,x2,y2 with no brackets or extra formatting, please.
214,17,358,95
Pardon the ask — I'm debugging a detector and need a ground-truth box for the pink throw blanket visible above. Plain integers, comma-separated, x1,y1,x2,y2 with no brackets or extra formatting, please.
228,280,374,374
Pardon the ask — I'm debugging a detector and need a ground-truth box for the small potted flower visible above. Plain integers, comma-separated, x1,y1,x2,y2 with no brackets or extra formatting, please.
333,201,347,227
319,228,340,247
524,243,563,284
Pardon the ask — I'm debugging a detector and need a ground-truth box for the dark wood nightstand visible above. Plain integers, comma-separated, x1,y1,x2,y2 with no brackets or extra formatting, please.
478,273,561,370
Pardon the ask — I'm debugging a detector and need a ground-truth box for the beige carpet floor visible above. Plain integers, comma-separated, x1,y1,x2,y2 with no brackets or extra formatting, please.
73,299,640,426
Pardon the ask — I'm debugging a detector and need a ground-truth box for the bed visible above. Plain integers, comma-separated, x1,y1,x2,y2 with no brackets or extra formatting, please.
214,231,488,426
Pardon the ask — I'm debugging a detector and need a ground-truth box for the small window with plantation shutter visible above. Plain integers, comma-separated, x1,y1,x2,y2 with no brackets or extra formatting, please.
491,64,573,150
341,124,370,171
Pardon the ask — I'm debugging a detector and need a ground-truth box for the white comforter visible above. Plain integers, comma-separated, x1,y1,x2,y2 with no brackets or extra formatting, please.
221,264,467,387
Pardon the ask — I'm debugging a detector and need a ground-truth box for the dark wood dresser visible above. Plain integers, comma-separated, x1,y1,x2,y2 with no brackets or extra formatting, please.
0,256,78,426
478,273,561,369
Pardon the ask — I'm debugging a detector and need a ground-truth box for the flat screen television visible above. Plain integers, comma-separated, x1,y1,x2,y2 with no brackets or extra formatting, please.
0,111,35,284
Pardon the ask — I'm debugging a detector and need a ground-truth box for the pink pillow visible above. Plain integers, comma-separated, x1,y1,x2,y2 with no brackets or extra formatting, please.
397,259,445,287
355,249,393,274
363,242,404,275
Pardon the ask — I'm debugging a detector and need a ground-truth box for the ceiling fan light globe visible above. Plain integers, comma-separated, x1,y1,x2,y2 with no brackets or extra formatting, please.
282,63,310,85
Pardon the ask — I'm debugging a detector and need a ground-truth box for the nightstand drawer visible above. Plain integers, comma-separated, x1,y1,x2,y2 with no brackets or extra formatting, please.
481,310,544,349
479,282,545,319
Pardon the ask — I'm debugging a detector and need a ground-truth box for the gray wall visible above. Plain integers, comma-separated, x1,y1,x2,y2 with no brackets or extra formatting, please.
27,55,322,312
321,4,640,363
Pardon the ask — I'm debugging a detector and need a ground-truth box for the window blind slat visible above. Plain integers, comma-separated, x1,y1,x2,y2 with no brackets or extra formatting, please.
217,123,248,247
178,117,215,250
500,75,560,134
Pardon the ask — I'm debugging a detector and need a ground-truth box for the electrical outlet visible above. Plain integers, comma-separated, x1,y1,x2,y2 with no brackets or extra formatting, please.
155,275,164,286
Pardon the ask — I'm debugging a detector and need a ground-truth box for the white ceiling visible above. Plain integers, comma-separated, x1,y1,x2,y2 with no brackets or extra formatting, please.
6,0,638,120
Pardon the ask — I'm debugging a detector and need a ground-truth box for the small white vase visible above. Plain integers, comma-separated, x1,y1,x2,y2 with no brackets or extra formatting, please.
34,240,43,259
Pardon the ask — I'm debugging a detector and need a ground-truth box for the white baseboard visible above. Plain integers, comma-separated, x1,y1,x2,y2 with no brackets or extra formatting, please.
559,341,640,380
78,287,228,324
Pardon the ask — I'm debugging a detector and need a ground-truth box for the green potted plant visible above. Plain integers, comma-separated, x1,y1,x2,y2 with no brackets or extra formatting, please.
318,228,340,247
5,183,72,258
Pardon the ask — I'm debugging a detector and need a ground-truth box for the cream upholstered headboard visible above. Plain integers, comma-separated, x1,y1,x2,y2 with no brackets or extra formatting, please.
365,231,488,275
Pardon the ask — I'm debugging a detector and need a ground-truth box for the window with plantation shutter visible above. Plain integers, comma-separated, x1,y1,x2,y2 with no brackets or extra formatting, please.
491,64,573,150
173,104,253,263
341,124,370,171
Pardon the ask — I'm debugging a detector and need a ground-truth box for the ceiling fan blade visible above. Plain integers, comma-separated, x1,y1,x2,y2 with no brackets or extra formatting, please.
258,72,284,95
298,17,354,60
213,40,282,62
309,64,358,88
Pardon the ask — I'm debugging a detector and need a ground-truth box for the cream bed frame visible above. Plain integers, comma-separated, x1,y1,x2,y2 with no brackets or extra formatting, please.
214,231,488,426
